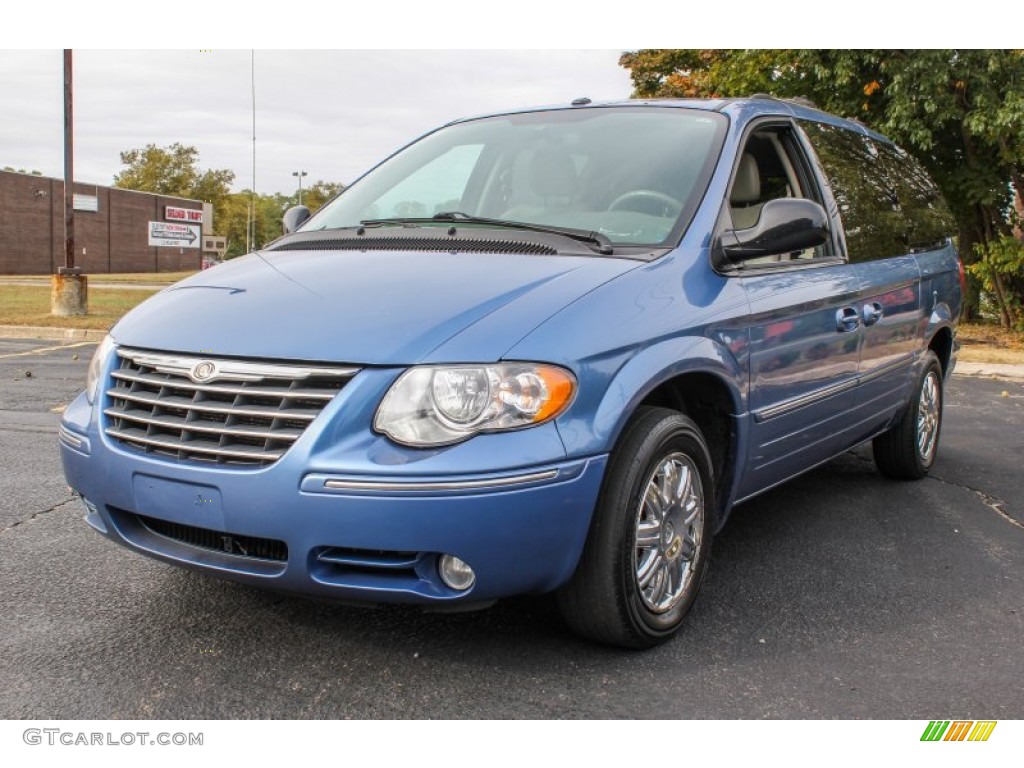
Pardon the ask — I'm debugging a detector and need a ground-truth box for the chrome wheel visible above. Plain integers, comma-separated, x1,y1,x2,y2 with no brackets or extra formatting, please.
917,370,940,463
633,452,704,614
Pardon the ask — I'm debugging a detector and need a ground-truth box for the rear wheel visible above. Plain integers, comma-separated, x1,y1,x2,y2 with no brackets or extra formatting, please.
873,351,944,480
557,407,715,649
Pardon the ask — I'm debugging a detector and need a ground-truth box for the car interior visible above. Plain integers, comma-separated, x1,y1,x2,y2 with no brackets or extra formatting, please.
728,129,829,263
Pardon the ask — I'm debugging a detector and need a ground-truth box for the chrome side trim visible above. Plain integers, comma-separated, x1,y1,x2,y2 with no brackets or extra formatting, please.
117,348,360,383
753,379,858,422
323,470,560,493
753,354,915,423
857,354,914,386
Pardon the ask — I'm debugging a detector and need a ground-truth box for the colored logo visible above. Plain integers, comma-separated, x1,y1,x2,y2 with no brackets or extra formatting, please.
921,720,997,742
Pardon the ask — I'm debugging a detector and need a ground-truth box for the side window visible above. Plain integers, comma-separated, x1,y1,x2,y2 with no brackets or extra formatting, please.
727,125,832,263
800,121,952,261
873,142,955,252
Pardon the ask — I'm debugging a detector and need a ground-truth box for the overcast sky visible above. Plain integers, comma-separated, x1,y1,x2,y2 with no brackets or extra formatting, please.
0,50,633,197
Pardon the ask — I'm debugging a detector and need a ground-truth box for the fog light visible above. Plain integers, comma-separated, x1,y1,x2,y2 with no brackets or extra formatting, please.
439,554,475,591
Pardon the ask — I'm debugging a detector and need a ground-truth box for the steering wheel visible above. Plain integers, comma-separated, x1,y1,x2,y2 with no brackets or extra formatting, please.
607,189,683,217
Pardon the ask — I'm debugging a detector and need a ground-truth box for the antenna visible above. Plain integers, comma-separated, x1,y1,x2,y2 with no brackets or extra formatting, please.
250,49,257,251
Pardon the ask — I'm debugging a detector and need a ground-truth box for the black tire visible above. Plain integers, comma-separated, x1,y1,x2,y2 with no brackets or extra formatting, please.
873,351,944,480
557,406,715,649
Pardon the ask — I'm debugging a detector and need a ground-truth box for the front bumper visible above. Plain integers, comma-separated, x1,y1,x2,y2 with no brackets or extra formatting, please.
59,389,607,605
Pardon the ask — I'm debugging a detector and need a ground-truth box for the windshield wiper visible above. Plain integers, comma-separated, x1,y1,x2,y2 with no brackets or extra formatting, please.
359,212,614,255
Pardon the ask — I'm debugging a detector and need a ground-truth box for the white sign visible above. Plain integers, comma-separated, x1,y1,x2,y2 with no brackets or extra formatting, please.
165,206,204,223
149,221,201,248
73,194,99,212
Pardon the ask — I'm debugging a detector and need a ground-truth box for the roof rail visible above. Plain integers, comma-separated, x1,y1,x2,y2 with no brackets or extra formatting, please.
786,96,817,109
744,93,818,109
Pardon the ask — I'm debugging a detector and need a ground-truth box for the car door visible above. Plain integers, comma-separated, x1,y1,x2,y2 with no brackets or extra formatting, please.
799,122,928,443
723,122,865,502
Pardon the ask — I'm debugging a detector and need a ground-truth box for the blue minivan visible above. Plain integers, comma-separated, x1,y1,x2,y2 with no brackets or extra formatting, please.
60,97,962,648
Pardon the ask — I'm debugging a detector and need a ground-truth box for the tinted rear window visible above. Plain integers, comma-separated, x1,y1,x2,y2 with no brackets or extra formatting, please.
800,121,954,261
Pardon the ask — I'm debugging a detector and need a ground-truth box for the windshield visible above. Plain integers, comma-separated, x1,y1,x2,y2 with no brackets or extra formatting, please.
304,107,728,247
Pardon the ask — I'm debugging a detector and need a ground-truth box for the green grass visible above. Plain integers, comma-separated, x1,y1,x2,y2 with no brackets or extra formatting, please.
0,271,196,285
0,285,157,329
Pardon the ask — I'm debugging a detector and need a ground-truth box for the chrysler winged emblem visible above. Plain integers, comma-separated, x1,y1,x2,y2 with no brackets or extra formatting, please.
189,360,217,383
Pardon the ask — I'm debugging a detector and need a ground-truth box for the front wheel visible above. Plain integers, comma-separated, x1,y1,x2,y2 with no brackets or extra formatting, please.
557,407,715,649
873,351,944,480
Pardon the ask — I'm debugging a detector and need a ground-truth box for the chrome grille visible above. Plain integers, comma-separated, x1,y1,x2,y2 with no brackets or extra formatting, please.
104,348,358,466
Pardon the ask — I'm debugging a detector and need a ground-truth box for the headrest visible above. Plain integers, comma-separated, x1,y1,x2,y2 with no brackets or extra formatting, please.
730,153,761,205
529,146,578,198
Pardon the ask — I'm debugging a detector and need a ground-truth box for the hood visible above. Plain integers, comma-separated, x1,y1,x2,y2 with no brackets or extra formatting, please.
112,248,639,365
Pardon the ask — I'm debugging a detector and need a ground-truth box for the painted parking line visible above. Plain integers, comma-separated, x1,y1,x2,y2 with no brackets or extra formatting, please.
0,341,96,360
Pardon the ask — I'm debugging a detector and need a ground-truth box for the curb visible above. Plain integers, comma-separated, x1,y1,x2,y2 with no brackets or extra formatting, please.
0,325,108,343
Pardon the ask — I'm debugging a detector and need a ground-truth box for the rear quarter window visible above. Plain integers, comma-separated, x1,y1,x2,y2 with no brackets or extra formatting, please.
800,121,954,262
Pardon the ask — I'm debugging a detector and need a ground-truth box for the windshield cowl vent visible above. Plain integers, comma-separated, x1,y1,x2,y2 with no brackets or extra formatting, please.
269,234,559,256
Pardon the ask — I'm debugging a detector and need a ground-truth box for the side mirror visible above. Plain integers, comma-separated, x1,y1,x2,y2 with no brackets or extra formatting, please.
282,205,311,234
720,198,829,263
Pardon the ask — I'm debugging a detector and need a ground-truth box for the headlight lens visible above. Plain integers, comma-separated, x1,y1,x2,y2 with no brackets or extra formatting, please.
86,334,115,403
375,363,576,447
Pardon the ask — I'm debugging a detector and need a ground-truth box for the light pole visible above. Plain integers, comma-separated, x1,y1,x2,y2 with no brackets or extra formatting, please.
293,170,307,206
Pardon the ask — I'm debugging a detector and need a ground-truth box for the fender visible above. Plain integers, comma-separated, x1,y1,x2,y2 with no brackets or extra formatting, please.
558,334,748,458
917,302,957,387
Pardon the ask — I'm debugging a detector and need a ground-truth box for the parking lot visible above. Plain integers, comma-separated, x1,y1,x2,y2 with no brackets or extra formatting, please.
1,337,1021,719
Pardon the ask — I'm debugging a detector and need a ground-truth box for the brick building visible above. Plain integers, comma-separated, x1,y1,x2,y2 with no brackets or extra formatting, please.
0,169,206,274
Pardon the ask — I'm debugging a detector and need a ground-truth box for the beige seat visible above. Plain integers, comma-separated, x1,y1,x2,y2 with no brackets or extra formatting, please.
730,153,764,230
500,145,579,220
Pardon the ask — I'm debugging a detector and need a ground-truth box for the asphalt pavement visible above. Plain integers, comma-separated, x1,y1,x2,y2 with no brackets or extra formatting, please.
0,338,1021,719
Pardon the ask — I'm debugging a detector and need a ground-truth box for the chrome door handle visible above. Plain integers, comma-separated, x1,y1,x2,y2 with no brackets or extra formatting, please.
862,302,884,326
836,307,861,332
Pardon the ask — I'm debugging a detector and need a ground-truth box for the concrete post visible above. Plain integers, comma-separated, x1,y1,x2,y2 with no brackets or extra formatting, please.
51,273,88,317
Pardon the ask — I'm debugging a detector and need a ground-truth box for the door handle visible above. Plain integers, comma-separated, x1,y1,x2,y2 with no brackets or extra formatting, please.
862,302,884,326
836,306,861,333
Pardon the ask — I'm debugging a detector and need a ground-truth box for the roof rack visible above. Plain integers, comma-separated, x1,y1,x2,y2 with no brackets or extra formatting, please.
746,93,818,109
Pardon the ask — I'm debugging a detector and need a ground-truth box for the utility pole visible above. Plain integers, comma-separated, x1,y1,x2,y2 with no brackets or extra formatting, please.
52,48,87,316
293,170,307,206
63,48,75,272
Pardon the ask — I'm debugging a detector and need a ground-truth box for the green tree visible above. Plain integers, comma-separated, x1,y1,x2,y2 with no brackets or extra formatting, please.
301,180,344,214
619,49,1024,324
218,192,252,258
113,143,235,237
219,191,299,257
113,143,201,195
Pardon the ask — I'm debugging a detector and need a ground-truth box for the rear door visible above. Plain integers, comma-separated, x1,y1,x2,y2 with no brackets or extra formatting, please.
799,122,952,444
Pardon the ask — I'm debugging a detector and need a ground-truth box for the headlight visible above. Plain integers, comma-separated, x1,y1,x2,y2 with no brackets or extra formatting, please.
86,334,116,403
374,362,576,447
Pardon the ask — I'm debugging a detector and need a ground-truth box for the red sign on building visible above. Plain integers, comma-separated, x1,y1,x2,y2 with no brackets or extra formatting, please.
165,206,204,223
